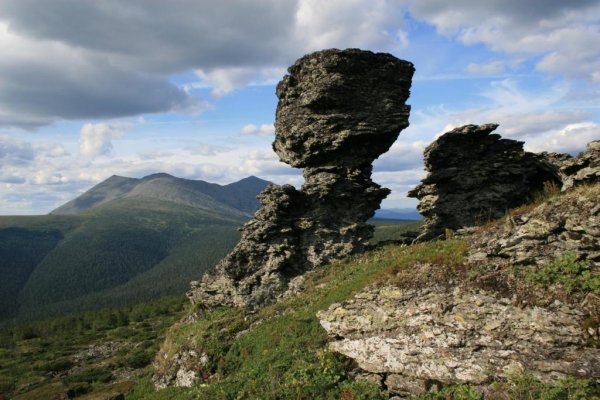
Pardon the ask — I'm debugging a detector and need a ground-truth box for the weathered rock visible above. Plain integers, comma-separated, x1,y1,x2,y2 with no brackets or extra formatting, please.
153,346,211,389
543,140,600,190
318,284,600,396
469,183,600,269
408,124,560,242
188,49,414,309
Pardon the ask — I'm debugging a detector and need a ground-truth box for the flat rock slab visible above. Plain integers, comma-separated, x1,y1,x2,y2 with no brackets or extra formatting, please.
318,285,600,395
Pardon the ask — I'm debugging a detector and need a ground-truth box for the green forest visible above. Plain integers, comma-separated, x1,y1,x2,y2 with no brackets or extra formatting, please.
0,199,243,323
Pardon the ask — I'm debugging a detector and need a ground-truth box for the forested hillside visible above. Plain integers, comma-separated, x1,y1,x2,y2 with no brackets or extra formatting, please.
0,175,270,323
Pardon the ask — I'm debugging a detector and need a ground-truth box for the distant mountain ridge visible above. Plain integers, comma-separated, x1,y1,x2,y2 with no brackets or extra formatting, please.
0,174,270,322
373,208,422,221
51,173,270,217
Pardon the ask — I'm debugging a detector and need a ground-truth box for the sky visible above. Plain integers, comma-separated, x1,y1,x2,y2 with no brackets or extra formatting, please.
0,0,599,215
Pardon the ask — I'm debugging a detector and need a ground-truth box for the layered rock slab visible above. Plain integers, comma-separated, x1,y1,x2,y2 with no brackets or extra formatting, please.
318,284,600,397
188,49,414,309
408,124,560,242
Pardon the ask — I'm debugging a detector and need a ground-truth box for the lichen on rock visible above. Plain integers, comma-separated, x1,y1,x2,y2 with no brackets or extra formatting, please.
469,183,600,270
318,284,600,397
188,49,414,310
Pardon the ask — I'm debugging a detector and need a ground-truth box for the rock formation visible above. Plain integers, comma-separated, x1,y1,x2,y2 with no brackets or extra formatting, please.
319,182,600,397
408,124,561,242
543,140,600,190
188,49,414,309
318,284,599,397
469,181,600,270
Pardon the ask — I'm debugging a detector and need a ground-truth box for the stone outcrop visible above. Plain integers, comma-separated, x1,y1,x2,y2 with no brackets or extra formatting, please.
469,181,600,270
543,140,600,190
188,49,414,309
408,124,561,242
319,181,600,397
318,284,599,398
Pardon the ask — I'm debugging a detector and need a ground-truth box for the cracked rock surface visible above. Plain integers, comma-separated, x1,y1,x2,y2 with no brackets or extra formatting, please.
408,124,560,242
469,183,600,269
544,140,600,190
188,49,414,309
318,284,599,397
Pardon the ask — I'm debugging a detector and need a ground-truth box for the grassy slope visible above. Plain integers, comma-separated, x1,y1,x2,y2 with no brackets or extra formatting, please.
369,219,422,244
0,216,82,320
138,240,470,400
135,185,600,399
1,218,597,399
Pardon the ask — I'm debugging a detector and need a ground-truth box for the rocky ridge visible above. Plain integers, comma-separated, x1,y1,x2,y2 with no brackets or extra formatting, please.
319,183,600,397
470,184,600,270
408,124,561,242
547,140,600,190
188,49,414,310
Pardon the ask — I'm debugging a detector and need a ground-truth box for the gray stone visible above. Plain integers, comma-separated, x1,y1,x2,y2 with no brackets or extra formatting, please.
318,284,600,396
408,124,561,242
188,49,414,309
543,140,600,190
469,183,600,269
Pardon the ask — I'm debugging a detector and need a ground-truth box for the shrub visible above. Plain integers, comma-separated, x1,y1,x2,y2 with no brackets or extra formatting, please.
66,382,91,398
63,367,113,384
0,377,15,395
43,357,74,373
527,252,600,295
416,384,482,400
126,350,153,369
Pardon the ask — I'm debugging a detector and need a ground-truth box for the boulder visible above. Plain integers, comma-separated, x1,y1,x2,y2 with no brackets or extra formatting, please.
318,284,599,396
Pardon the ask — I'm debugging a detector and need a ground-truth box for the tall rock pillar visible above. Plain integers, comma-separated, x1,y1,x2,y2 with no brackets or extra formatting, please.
189,49,414,309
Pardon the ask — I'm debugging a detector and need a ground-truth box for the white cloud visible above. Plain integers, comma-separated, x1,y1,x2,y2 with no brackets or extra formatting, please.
79,123,125,159
374,140,427,172
240,123,275,137
0,0,412,128
0,175,25,184
0,136,35,165
466,60,506,75
524,122,600,154
294,0,407,52
187,144,232,156
406,0,600,81
195,67,285,98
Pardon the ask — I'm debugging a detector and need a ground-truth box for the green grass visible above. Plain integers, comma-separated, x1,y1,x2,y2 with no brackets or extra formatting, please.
527,252,600,295
141,239,469,399
369,219,422,244
2,235,598,399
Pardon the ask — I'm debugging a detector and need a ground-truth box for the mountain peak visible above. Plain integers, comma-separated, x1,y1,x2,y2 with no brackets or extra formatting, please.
142,172,175,180
50,173,269,216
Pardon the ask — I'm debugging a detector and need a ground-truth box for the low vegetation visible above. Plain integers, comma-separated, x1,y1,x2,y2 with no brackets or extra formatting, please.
0,296,185,399
145,230,599,399
527,252,600,295
2,204,598,399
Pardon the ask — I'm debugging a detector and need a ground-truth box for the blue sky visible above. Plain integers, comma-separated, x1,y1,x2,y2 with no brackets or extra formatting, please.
1,0,599,214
